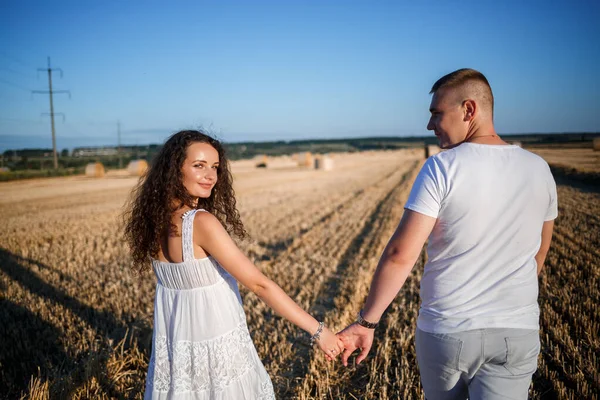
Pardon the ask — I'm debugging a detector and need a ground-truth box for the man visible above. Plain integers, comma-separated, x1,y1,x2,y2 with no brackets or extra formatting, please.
337,68,557,400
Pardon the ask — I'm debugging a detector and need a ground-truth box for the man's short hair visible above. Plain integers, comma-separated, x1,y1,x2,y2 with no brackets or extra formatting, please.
430,68,494,117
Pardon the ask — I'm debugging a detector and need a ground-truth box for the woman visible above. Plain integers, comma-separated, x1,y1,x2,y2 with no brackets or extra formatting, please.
124,130,343,399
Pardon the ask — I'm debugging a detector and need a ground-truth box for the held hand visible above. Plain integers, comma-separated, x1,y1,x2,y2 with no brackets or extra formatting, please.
315,327,345,361
337,322,375,366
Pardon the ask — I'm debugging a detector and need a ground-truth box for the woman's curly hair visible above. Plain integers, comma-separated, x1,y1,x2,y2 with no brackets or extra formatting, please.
123,130,247,273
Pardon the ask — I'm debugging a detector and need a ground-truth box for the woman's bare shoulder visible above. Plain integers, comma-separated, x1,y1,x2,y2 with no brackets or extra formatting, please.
193,210,224,234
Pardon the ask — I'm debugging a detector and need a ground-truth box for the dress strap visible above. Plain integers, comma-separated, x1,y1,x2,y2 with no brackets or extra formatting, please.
181,209,206,262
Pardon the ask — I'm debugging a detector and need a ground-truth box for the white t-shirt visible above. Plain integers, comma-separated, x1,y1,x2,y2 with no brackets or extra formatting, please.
405,142,558,333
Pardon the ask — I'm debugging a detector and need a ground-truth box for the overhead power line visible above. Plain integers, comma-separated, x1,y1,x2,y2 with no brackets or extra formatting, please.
0,66,35,80
0,117,42,124
0,51,37,70
0,77,31,92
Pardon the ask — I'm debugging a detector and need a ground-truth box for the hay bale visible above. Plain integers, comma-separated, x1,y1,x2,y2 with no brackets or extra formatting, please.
511,141,522,148
593,137,600,151
314,156,334,171
127,159,148,176
255,154,268,168
296,152,313,167
85,162,105,178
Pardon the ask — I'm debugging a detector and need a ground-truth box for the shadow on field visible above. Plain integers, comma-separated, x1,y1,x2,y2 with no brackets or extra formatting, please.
0,247,151,398
550,164,600,194
0,298,69,397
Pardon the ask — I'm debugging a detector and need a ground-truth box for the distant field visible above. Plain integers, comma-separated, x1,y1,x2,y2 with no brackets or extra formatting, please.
528,147,600,173
0,147,597,399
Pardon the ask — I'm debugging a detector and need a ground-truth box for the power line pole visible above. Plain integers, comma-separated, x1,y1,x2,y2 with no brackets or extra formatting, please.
117,120,122,169
32,57,70,169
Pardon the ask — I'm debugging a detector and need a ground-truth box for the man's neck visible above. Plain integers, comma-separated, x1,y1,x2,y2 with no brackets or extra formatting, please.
464,123,507,145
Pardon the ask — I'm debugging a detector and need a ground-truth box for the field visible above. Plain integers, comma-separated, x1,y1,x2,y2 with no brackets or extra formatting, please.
0,147,598,399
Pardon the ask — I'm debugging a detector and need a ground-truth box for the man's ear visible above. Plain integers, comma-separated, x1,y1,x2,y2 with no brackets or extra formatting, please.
463,99,477,122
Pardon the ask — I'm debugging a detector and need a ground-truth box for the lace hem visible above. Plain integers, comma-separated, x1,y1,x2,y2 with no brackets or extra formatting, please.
259,379,276,399
146,321,268,394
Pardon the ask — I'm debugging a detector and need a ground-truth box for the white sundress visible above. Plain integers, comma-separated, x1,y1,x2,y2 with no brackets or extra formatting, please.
144,209,275,399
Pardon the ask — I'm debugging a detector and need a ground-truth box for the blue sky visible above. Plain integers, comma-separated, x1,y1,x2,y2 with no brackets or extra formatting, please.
0,0,599,151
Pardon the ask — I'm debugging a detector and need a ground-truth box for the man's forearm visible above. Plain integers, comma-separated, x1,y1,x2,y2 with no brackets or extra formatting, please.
361,257,415,323
359,210,434,323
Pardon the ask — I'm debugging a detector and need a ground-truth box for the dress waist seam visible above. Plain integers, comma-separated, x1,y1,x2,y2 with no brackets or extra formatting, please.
155,314,248,344
156,276,226,291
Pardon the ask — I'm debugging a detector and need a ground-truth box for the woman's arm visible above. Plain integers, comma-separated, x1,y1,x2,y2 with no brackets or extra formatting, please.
194,212,344,357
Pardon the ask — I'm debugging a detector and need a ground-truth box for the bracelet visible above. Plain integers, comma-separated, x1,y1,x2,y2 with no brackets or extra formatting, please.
357,310,379,329
309,321,324,345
